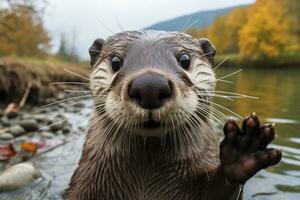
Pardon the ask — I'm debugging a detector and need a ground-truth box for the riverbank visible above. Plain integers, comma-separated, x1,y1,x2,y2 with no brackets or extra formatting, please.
215,53,300,68
0,97,92,196
0,56,90,104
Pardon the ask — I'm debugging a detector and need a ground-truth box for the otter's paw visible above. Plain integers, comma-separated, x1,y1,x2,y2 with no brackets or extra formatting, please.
220,113,282,184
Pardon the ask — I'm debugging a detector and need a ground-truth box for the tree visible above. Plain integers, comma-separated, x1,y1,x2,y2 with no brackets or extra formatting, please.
192,7,247,55
56,33,79,62
284,0,300,52
223,8,247,54
239,0,290,59
0,1,50,56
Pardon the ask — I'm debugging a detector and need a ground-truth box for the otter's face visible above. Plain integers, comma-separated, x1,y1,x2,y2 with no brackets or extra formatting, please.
89,31,216,139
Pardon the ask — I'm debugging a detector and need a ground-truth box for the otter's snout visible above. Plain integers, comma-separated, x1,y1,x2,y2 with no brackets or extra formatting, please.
128,74,172,109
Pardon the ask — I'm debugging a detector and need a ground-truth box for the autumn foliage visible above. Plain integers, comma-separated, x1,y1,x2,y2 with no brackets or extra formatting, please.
186,0,300,59
0,2,50,57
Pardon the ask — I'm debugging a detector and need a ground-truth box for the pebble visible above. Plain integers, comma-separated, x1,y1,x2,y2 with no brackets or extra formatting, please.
44,97,56,104
19,119,39,131
10,125,26,137
0,162,41,192
49,120,66,131
73,107,82,113
62,126,71,134
56,92,66,100
73,102,85,108
1,117,11,127
23,114,49,123
6,111,18,119
0,133,14,140
40,131,54,138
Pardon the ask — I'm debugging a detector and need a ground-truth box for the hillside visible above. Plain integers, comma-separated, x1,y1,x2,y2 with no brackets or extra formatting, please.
145,5,248,31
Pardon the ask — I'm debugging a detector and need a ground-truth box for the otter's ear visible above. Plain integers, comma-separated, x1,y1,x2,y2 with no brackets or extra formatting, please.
89,38,105,66
199,38,216,65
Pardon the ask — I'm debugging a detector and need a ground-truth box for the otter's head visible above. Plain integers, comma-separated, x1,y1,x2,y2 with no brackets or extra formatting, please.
89,31,216,155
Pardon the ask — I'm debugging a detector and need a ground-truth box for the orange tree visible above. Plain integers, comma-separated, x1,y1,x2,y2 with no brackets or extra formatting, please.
0,2,50,57
238,0,290,59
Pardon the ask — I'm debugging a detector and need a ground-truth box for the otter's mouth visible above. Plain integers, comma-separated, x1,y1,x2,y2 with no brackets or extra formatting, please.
143,119,161,129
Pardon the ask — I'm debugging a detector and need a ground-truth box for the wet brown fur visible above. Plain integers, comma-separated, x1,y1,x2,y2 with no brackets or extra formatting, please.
64,120,220,200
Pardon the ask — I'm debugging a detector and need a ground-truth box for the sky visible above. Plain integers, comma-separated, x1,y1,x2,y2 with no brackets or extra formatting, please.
44,0,255,59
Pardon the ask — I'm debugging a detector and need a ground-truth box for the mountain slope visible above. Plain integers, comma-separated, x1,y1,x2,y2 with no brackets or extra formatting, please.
145,5,247,31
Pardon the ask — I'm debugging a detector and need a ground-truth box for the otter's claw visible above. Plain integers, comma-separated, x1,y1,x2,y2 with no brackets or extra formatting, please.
220,113,282,184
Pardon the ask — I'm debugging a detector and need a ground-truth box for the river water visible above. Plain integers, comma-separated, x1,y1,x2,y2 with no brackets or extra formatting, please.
0,68,299,200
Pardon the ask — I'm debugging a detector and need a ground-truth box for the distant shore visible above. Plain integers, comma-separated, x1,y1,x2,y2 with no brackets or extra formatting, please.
215,53,300,68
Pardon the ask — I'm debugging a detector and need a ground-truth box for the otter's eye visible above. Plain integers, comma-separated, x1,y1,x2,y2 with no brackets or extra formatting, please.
179,52,190,70
111,56,122,72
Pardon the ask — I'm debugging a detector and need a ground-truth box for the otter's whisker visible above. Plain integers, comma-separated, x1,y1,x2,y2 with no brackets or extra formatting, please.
114,16,124,32
96,18,115,35
38,118,67,131
182,19,200,33
200,104,228,122
41,95,94,108
200,93,234,101
65,89,93,94
50,82,90,86
205,90,258,99
201,99,243,119
199,151,210,181
216,69,242,81
199,51,216,58
64,68,90,81
195,106,226,125
215,79,234,84
213,56,229,71
194,87,258,100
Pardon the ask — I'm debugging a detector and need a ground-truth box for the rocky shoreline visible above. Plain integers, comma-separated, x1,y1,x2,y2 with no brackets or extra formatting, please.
0,105,73,143
0,94,92,167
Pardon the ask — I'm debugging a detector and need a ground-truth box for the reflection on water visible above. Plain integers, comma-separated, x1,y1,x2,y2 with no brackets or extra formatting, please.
214,68,300,200
0,68,299,200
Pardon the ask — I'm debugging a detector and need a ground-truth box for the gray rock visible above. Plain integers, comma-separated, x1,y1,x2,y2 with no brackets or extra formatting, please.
10,125,26,137
73,102,85,108
40,131,54,138
62,126,71,134
19,119,39,131
32,114,49,123
78,126,85,132
6,111,18,119
40,107,53,114
21,114,30,119
1,117,11,127
44,97,56,104
0,133,14,140
56,130,63,135
73,107,82,113
49,120,66,131
56,92,66,100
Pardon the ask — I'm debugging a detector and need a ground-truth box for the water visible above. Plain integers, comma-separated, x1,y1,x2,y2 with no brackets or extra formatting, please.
1,68,299,200
214,68,300,200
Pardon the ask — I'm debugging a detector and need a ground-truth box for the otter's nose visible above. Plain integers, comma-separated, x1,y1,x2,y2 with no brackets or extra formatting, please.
128,74,172,109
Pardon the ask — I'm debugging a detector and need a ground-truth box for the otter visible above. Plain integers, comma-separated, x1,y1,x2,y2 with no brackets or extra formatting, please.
64,30,282,200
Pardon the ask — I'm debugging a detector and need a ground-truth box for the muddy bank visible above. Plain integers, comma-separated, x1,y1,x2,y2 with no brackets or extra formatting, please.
0,57,90,104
